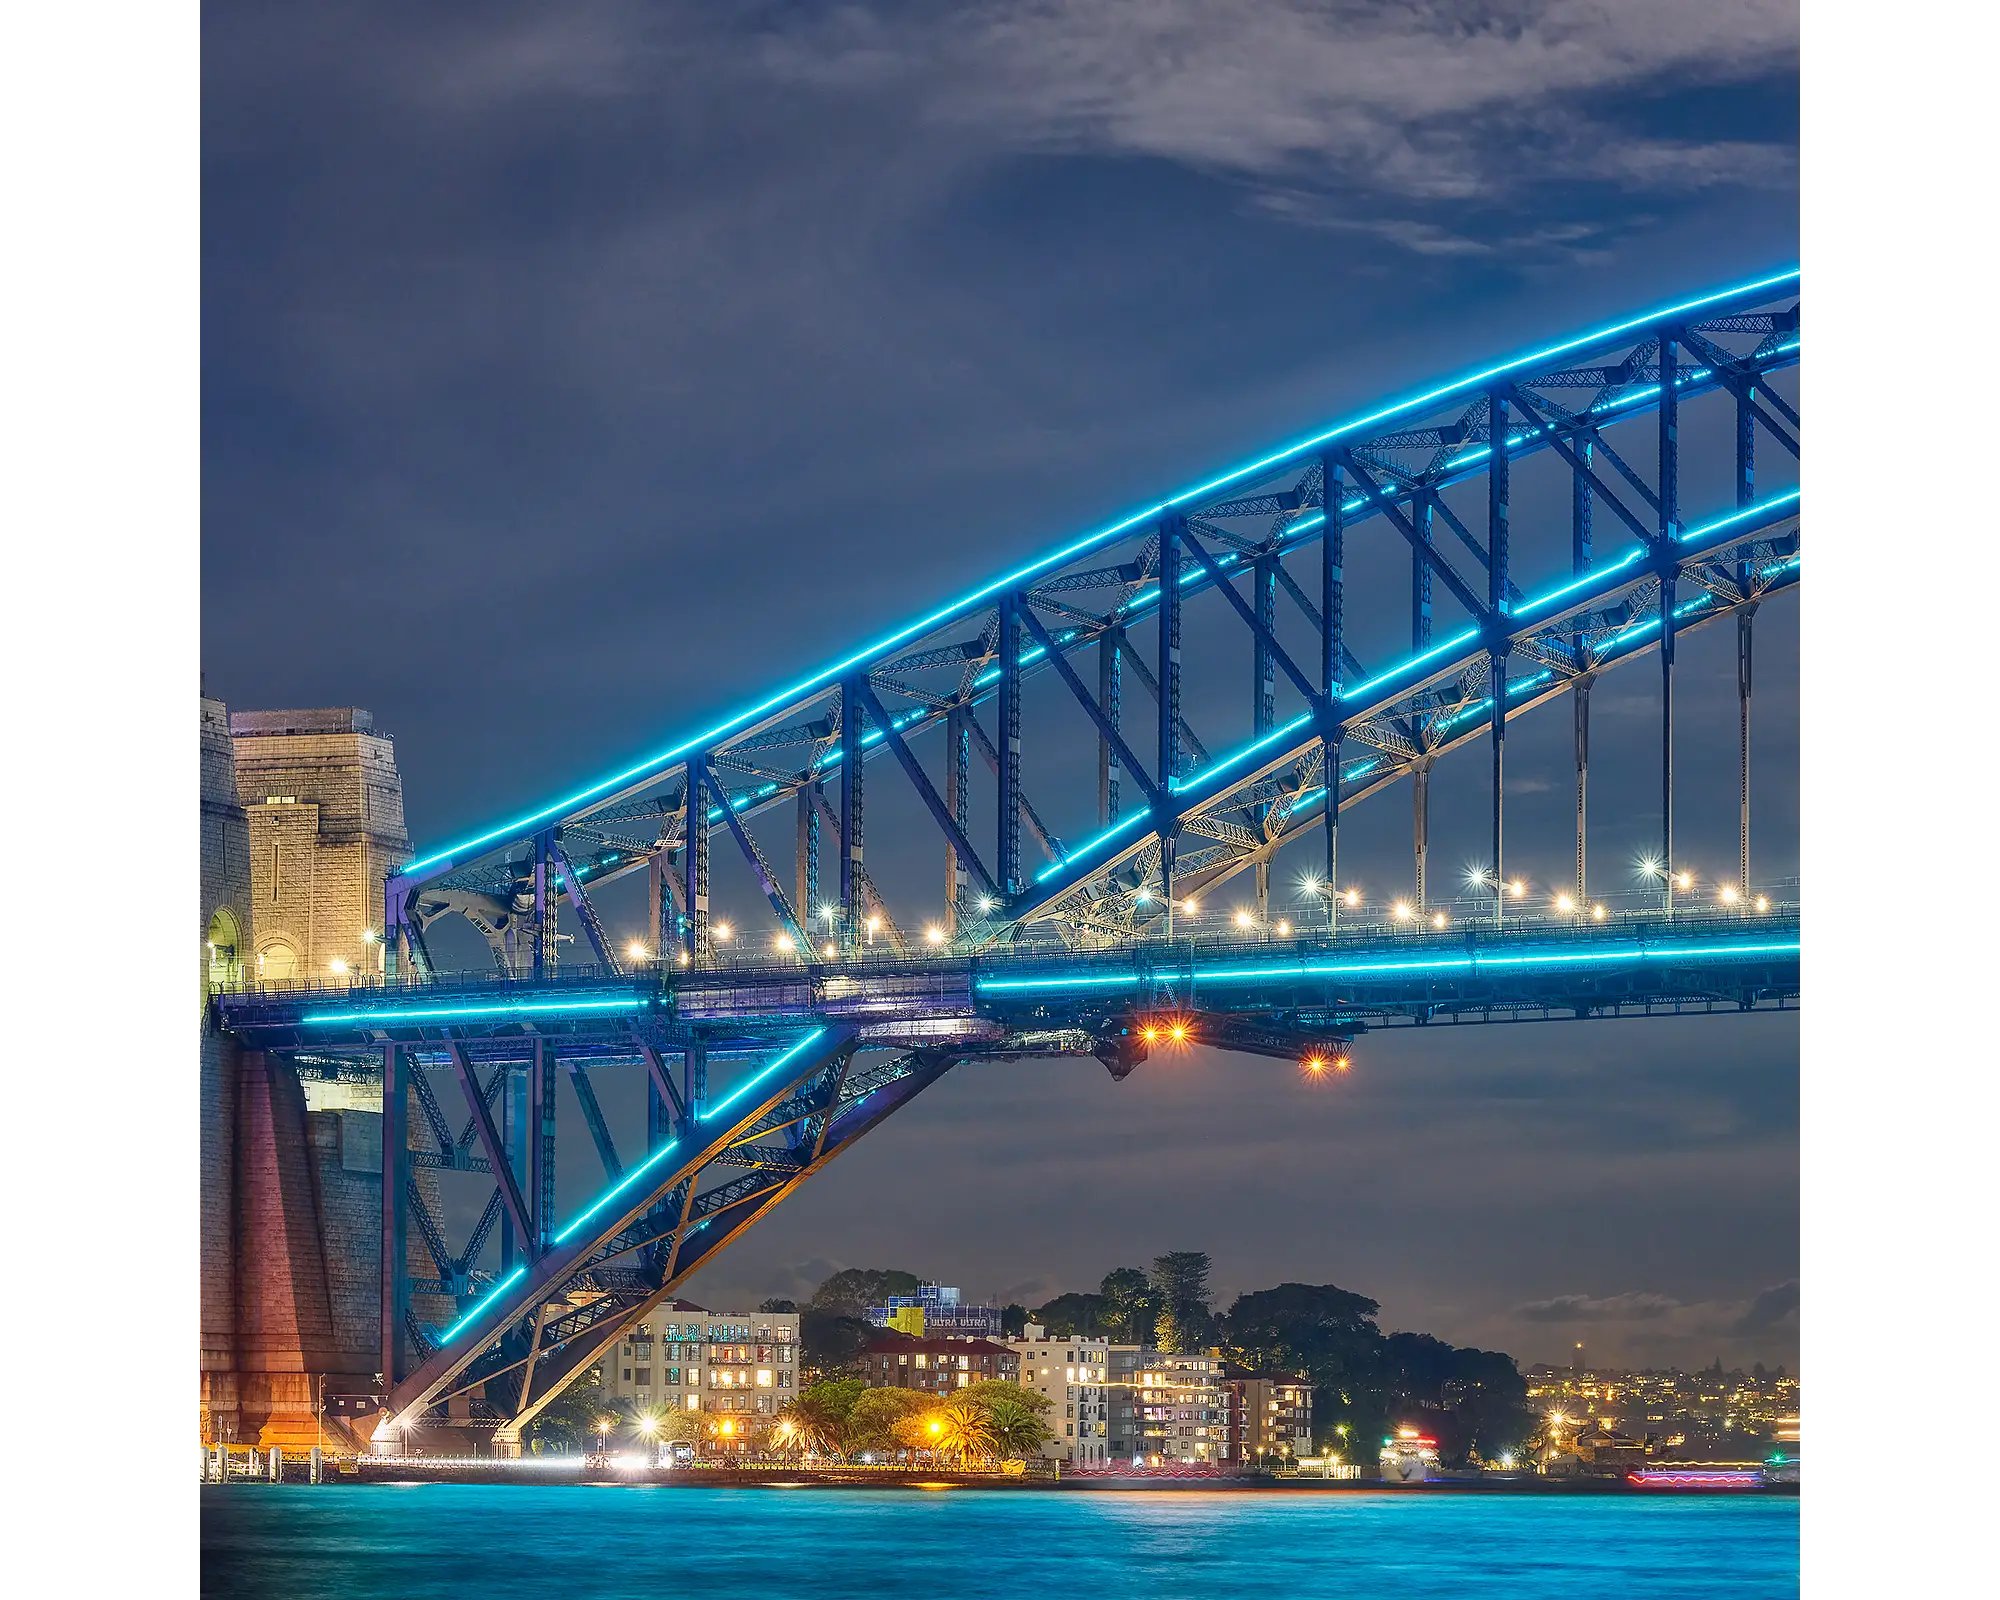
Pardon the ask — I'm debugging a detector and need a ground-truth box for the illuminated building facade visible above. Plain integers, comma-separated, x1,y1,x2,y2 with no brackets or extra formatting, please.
595,1301,799,1417
1006,1329,1109,1465
1220,1369,1313,1464
1106,1348,1226,1464
862,1335,1020,1394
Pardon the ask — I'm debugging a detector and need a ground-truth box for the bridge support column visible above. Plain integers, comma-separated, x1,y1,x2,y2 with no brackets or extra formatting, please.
380,1044,407,1397
798,780,819,937
687,1036,709,1124
1160,830,1176,940
1157,518,1182,801
1253,555,1276,921
1736,384,1755,898
1489,652,1506,924
1659,331,1680,915
685,757,710,963
531,831,554,979
945,707,969,932
1098,632,1122,827
1574,677,1591,904
530,1040,555,1259
1322,454,1345,934
840,685,864,948
1573,429,1593,910
998,593,1023,896
1413,761,1429,914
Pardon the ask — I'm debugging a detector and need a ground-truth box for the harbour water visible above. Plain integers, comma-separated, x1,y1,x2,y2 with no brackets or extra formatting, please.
202,1484,1800,1598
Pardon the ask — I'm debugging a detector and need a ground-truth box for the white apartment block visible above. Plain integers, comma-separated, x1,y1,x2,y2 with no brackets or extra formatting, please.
594,1301,800,1417
1128,1350,1227,1463
1007,1327,1111,1466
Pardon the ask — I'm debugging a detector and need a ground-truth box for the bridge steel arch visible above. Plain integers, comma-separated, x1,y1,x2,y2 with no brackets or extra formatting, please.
219,272,1801,1451
383,270,1799,972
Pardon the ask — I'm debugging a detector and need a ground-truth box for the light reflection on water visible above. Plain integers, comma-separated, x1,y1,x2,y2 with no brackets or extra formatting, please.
203,1484,1799,1600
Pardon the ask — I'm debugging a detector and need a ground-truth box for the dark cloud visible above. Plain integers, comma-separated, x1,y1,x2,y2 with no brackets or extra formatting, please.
1515,1291,1684,1323
1733,1278,1801,1334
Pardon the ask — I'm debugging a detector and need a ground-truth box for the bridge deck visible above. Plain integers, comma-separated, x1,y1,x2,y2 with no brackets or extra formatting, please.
217,911,1797,1058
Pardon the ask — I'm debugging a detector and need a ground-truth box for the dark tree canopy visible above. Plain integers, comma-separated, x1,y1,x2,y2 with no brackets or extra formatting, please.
1032,1291,1109,1337
759,1298,798,1314
799,1309,875,1378
807,1268,922,1319
1220,1282,1532,1466
1150,1251,1214,1353
1098,1267,1157,1344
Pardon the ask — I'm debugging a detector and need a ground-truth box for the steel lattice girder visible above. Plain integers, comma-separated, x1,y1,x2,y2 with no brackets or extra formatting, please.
382,273,1801,963
383,1036,956,1438
380,1024,861,1429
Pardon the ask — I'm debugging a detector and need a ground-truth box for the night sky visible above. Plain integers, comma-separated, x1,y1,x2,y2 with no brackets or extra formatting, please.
201,2,1800,1371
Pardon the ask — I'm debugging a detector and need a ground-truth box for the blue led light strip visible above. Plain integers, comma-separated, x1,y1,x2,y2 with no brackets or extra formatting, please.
700,1026,829,1123
549,1135,686,1247
401,269,1799,876
973,938,1799,994
438,1265,525,1345
301,996,647,1026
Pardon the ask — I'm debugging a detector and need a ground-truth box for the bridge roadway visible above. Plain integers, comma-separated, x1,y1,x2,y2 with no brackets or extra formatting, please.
219,910,1799,1071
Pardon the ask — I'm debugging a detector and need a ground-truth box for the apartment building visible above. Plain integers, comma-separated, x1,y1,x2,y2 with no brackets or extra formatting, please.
1221,1368,1314,1464
861,1335,1020,1394
594,1300,800,1418
1007,1326,1110,1466
1106,1347,1228,1464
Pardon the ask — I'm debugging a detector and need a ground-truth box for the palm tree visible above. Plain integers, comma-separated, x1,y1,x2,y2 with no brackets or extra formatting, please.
779,1393,849,1461
932,1399,997,1468
985,1395,1053,1460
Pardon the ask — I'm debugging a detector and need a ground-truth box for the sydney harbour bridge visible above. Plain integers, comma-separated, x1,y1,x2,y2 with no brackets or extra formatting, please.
209,270,1801,1452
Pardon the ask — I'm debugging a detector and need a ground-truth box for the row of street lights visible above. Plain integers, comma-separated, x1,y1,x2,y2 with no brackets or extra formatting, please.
617,856,1777,967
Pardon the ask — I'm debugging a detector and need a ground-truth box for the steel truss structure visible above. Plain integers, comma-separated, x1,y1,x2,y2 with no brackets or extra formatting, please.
383,270,1798,973
216,272,1803,1449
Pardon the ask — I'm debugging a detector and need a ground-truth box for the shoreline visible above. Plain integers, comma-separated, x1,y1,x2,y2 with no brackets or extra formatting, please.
215,1464,1798,1496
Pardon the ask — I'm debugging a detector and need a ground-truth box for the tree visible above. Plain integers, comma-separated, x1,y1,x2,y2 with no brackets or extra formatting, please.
984,1395,1054,1459
931,1398,997,1467
1001,1303,1029,1337
807,1268,922,1318
1033,1291,1108,1337
522,1381,612,1452
799,1309,874,1379
1099,1267,1157,1344
848,1387,931,1457
759,1298,799,1314
783,1378,866,1459
1221,1283,1532,1469
1151,1251,1214,1352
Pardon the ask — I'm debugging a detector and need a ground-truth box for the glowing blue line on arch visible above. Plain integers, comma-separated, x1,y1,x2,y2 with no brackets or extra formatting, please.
400,269,1800,876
